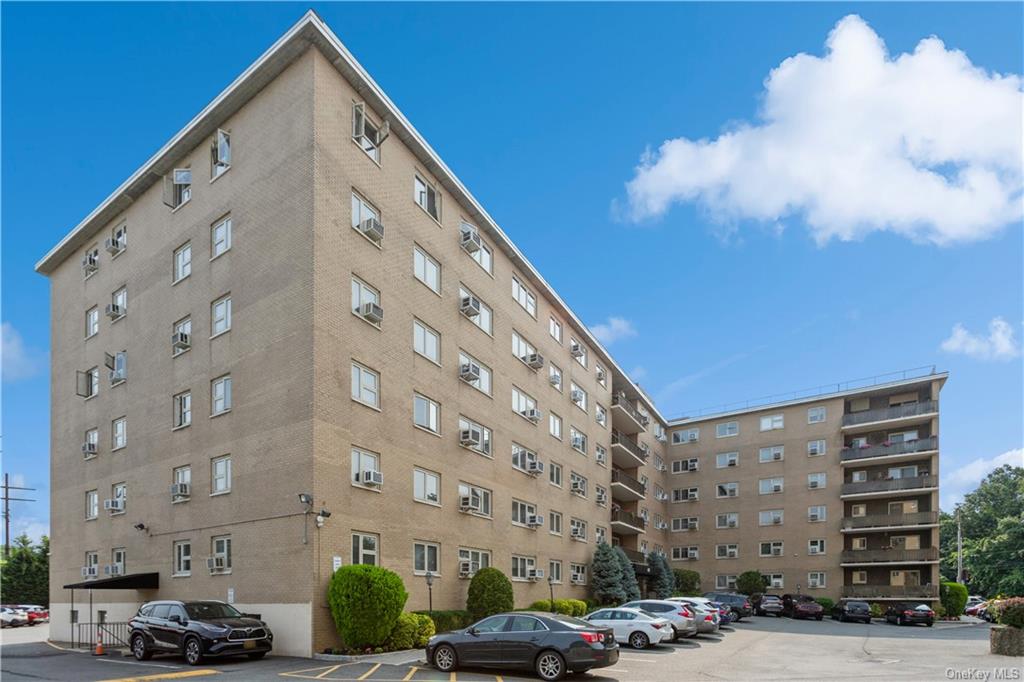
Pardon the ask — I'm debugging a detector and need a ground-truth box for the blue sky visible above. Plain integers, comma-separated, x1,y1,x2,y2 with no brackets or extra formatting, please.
2,3,1021,541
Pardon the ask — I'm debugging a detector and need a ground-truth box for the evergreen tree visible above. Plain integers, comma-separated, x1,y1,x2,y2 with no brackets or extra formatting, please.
650,553,674,599
735,570,767,596
1,534,48,606
614,547,641,601
590,543,626,605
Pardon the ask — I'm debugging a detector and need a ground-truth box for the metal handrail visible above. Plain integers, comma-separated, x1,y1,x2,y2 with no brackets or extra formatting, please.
611,469,646,496
75,621,132,650
840,436,938,462
840,548,939,563
611,430,648,461
612,393,645,425
842,400,938,426
842,511,939,529
841,585,939,598
610,510,647,529
619,547,647,565
841,475,938,496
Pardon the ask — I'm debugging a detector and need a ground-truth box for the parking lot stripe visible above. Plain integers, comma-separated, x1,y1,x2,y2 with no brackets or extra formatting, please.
401,666,418,681
449,673,455,682
98,669,219,682
357,663,381,680
315,665,342,679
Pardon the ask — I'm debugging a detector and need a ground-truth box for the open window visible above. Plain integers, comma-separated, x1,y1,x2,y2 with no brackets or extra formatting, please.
210,129,230,178
163,168,192,209
352,101,389,163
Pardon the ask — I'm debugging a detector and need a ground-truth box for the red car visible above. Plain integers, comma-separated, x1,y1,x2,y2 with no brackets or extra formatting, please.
15,605,49,625
781,595,824,620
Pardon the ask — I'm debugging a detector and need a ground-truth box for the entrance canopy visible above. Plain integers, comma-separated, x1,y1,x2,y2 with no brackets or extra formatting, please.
63,572,159,590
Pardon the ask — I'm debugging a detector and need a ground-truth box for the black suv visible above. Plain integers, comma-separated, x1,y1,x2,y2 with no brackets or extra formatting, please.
129,600,273,665
702,592,753,621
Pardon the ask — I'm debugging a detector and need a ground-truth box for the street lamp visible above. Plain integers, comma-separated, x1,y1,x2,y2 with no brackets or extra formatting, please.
548,573,556,613
425,571,435,616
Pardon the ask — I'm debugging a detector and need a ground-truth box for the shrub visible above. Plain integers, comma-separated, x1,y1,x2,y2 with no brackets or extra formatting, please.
528,599,557,612
997,597,1024,628
649,553,675,599
466,567,514,620
940,582,969,618
673,569,701,596
815,597,835,611
613,547,642,601
869,603,884,618
591,542,626,605
328,565,408,649
933,603,946,619
568,599,588,616
736,571,767,596
412,610,472,633
385,613,419,650
412,613,436,647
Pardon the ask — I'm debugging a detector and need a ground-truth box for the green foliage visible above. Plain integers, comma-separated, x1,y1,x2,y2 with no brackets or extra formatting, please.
529,600,557,612
940,582,969,617
412,613,435,647
385,613,419,650
613,547,641,601
413,610,472,633
814,597,835,611
673,569,701,596
933,603,946,619
591,543,626,605
527,599,587,616
735,571,767,596
568,599,588,616
0,534,50,606
649,553,674,599
997,598,1024,628
466,568,514,620
869,603,884,618
965,515,1024,597
328,565,408,649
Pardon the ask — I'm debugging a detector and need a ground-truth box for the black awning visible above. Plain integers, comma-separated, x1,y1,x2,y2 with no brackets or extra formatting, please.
63,572,160,590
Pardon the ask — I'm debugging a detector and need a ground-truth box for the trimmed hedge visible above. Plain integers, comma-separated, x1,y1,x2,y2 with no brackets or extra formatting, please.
940,582,969,618
673,569,701,596
815,597,835,611
385,613,419,650
997,597,1024,628
328,565,408,649
869,603,884,618
467,568,514,620
413,610,472,633
412,613,435,647
526,598,588,616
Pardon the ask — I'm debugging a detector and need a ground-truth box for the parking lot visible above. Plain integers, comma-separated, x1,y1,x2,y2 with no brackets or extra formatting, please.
0,617,1010,682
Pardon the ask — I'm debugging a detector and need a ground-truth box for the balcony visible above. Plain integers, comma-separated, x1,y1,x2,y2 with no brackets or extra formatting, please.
619,547,647,565
841,475,938,499
840,436,938,465
840,548,939,565
611,394,645,434
611,469,646,502
841,511,939,532
841,585,939,600
610,510,646,534
842,400,938,434
611,430,648,468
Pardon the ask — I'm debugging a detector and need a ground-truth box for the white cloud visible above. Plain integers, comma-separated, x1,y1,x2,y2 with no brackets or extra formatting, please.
624,15,1024,245
9,516,49,544
940,316,1021,360
2,322,44,382
941,447,1023,510
590,317,638,345
629,365,648,381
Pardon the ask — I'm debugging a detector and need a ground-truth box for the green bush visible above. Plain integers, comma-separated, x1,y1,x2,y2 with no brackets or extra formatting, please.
673,569,701,596
933,603,946,619
385,613,419,650
815,597,835,611
940,582,969,618
412,613,435,647
466,567,514,620
568,599,588,616
412,610,473,633
328,565,408,649
997,597,1024,628
528,599,557,612
869,603,884,618
735,571,767,596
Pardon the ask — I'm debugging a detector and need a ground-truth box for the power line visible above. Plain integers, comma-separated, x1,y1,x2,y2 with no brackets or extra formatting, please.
2,472,38,558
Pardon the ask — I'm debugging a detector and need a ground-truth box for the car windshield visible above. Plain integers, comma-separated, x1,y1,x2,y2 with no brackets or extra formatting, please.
913,604,931,611
184,602,244,620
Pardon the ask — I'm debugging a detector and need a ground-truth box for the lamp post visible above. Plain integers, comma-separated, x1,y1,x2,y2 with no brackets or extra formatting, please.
425,571,435,616
548,573,556,613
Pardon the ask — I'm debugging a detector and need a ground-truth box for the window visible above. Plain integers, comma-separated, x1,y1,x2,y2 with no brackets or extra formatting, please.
351,277,381,326
716,544,739,559
82,245,100,278
808,572,827,588
85,307,99,338
763,573,784,589
759,541,784,557
716,575,738,590
673,487,699,502
85,490,99,519
548,560,562,583
351,191,382,239
716,452,739,468
807,439,826,456
549,364,562,390
413,541,440,574
888,499,919,514
173,243,192,282
459,286,493,337
174,540,192,576
596,526,607,544
111,287,127,318
512,444,538,473
112,547,126,573
850,503,866,518
413,245,440,293
716,482,738,498
210,129,230,177
113,225,128,250
112,417,127,450
458,482,492,516
808,539,826,555
716,421,738,438
570,563,587,584
352,532,379,565
211,535,232,572
511,499,538,526
569,427,587,454
673,546,699,560
889,429,920,443
595,444,608,465
808,472,827,489
350,362,380,408
511,555,536,580
549,413,562,439
808,505,827,522
807,406,827,424
211,295,232,336
570,472,588,497
759,477,784,495
760,414,784,431
511,331,538,365
512,387,538,420
569,517,588,541
211,455,232,494
173,317,192,356
759,446,785,463
596,364,607,387
414,174,440,221
413,320,440,364
351,448,380,488
173,466,191,500
459,548,491,574
595,404,607,427
852,537,868,550
672,458,699,474
569,337,587,367
458,416,492,456
77,366,100,399
511,276,536,316
211,375,232,415
549,511,563,535
414,468,440,505
84,428,98,457
173,391,192,429
759,510,784,526
673,428,699,444
105,350,127,386
596,485,608,506
716,513,739,529
211,216,232,258
458,350,491,394
851,470,868,483
352,101,387,163
166,168,192,208
673,517,699,532
414,393,440,433
549,461,563,487
570,383,587,411
549,317,562,343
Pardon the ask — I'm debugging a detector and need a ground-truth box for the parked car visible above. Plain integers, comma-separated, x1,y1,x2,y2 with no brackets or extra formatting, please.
662,598,720,634
427,612,619,681
703,592,754,621
1,607,29,628
755,594,784,617
884,603,935,627
583,607,673,649
620,599,697,639
831,600,872,624
707,601,733,625
966,595,984,610
781,594,824,620
129,600,273,665
15,605,49,625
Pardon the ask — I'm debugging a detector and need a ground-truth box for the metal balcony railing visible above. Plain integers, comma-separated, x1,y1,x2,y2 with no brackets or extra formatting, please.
611,430,648,462
840,548,939,564
841,475,938,496
610,510,647,529
611,469,646,497
842,400,938,427
841,585,939,599
612,393,645,425
840,436,938,462
618,548,647,565
842,511,939,530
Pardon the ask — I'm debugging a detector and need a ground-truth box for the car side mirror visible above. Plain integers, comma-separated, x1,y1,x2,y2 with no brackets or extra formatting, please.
467,627,478,636
168,614,182,624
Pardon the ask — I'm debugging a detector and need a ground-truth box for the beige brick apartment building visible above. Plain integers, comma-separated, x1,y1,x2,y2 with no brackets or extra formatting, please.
37,12,946,656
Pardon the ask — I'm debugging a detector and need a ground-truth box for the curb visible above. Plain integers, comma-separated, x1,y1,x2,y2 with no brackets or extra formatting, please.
313,650,425,665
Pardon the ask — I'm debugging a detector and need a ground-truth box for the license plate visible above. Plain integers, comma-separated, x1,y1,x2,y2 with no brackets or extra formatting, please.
243,639,256,649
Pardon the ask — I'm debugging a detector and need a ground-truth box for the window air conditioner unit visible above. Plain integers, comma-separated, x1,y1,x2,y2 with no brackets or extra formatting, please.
82,442,98,457
528,568,544,580
571,389,584,403
82,254,99,274
688,433,698,442
688,520,699,530
81,566,98,578
526,515,543,528
458,495,480,512
458,561,478,578
103,498,124,512
459,429,480,447
460,227,482,253
809,581,821,588
656,522,668,530
657,433,667,443
688,460,699,471
809,547,820,555
361,470,384,487
548,374,561,387
105,304,123,319
172,332,191,351
727,460,737,467
596,492,607,505
809,447,820,455
207,556,227,573
460,363,481,382
728,520,737,528
809,481,820,489
571,436,584,450
772,548,783,556
772,484,782,493
104,237,125,255
772,517,782,524
526,353,545,369
640,415,650,426
596,451,606,464
571,575,585,585
360,302,384,324
657,492,669,501
527,460,544,475
359,218,385,243
727,549,738,558
104,563,123,576
460,296,481,318
170,483,191,499
809,514,820,522
571,482,585,495
570,343,584,358
523,408,541,423
571,528,586,540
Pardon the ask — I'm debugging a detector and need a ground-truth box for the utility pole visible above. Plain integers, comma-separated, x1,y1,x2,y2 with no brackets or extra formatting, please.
956,507,963,584
2,473,38,558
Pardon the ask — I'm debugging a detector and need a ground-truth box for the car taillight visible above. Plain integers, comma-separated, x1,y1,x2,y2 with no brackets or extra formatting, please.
704,615,713,621
580,632,604,644
927,610,935,617
744,602,751,609
903,610,914,616
679,607,692,618
651,623,664,629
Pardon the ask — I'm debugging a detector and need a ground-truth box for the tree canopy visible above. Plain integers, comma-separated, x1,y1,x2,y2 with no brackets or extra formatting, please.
1,534,49,606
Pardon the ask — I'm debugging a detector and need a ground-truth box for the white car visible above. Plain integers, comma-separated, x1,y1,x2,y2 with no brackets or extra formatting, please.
667,597,721,633
1,607,29,628
620,599,698,639
583,607,674,649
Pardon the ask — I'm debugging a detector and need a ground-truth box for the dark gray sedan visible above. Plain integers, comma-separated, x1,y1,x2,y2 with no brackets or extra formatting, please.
426,612,619,681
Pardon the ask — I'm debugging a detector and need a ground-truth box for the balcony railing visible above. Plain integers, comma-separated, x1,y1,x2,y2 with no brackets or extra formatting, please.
610,510,647,530
842,511,939,530
612,393,645,425
840,548,939,564
611,469,646,497
618,547,647,565
842,400,938,427
841,475,937,496
842,585,939,599
611,430,648,462
840,436,938,463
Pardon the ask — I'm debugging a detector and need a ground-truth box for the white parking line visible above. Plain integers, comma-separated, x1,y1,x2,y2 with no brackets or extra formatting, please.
95,658,185,669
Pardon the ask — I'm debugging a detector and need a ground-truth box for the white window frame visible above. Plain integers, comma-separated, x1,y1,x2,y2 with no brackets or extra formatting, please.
459,285,493,335
211,295,232,337
211,535,232,572
413,319,441,364
549,317,562,343
511,275,537,317
414,173,441,222
759,446,785,463
549,364,562,391
173,317,192,356
673,428,699,444
173,242,192,283
211,128,231,178
715,574,738,590
111,416,127,450
413,468,441,505
211,375,232,415
173,540,192,576
211,215,232,259
716,513,739,529
759,541,784,557
352,532,379,565
759,510,784,526
85,490,99,519
173,391,192,429
716,421,738,438
808,505,827,522
759,477,784,495
351,362,380,409
458,350,492,395
458,482,492,517
548,559,562,583
760,414,785,431
808,572,827,588
211,455,232,495
511,499,538,527
413,245,441,293
716,482,738,498
808,539,826,555
458,416,492,456
549,510,563,535
595,404,607,427
413,541,440,575
807,406,827,424
351,277,381,327
549,413,562,440
548,461,563,488
85,307,99,338
807,439,827,456
716,452,739,468
414,392,441,434
570,382,587,411
351,447,381,488
511,555,536,581
808,472,827,489
716,543,739,559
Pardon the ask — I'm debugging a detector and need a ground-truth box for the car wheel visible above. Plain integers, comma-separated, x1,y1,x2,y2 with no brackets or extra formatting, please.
629,631,650,649
247,651,267,660
816,615,823,621
184,637,204,666
432,644,457,672
536,650,566,681
131,634,152,661
926,622,933,628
